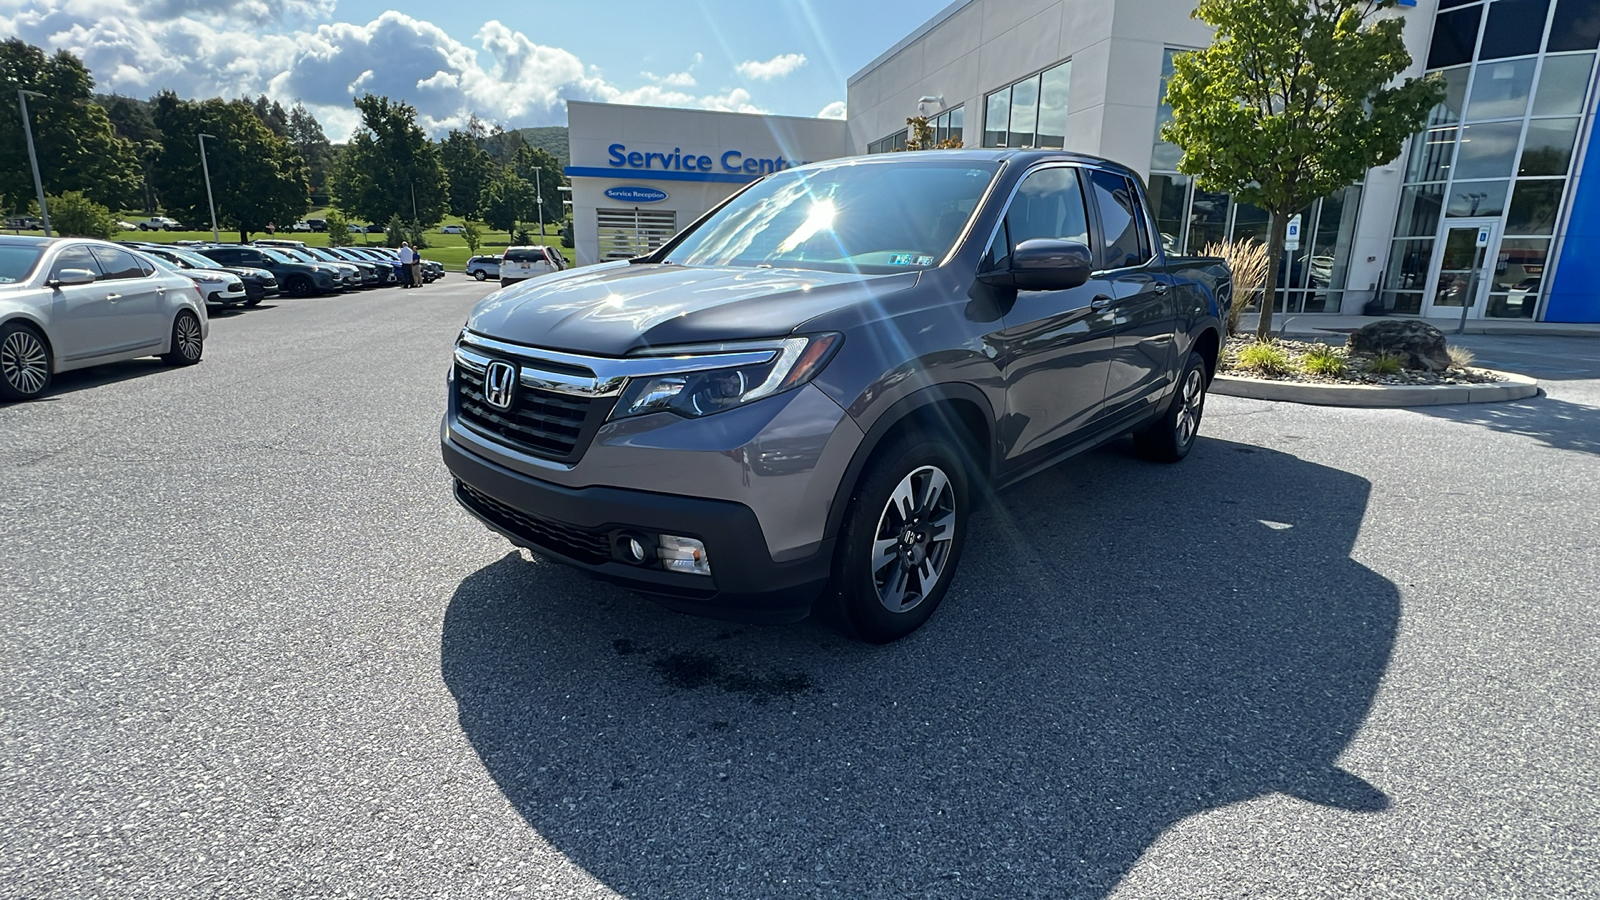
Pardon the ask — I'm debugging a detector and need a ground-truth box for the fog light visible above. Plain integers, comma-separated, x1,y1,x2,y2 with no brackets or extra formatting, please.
658,535,711,576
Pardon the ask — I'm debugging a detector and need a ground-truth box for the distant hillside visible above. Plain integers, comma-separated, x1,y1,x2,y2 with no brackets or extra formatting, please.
514,126,569,169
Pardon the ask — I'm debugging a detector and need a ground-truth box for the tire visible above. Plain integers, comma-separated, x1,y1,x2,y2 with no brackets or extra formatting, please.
138,223,149,231
829,433,969,643
285,275,314,297
472,270,486,281
0,322,52,401
162,310,203,366
244,296,262,307
1133,350,1209,463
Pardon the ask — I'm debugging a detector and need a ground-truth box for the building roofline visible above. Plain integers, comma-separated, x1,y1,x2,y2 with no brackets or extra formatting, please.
847,0,977,87
565,99,846,126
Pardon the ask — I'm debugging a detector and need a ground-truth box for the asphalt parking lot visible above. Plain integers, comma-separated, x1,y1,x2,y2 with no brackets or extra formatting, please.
3,281,1597,898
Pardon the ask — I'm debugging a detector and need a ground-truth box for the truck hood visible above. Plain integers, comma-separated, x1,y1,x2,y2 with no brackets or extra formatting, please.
466,262,918,356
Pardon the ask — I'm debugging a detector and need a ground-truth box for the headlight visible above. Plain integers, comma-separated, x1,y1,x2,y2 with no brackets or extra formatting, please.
612,333,842,420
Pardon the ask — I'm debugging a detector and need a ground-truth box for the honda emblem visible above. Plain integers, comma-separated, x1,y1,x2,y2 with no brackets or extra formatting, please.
483,361,517,411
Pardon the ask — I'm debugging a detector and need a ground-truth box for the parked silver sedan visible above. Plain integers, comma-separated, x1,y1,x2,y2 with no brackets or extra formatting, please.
0,235,208,401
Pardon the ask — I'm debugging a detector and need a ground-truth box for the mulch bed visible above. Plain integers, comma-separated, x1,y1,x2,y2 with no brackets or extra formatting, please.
1222,336,1505,386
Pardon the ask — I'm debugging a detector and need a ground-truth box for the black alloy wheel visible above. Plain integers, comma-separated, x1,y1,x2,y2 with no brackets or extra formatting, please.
1134,349,1210,463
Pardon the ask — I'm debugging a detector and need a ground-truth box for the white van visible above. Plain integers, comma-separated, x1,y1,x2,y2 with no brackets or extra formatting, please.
499,245,566,286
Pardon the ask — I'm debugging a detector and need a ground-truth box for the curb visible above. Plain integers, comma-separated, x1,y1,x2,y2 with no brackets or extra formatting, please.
1212,370,1539,408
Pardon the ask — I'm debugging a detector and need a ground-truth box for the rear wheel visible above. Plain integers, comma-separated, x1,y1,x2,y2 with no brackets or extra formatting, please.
244,296,262,307
162,310,203,366
1134,350,1209,462
472,270,486,281
829,434,968,643
285,275,314,297
0,323,52,401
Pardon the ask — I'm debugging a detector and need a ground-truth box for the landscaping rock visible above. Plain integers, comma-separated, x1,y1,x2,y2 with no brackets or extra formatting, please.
1346,320,1453,371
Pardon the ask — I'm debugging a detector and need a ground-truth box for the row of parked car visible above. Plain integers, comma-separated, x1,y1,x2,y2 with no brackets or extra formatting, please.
124,239,444,303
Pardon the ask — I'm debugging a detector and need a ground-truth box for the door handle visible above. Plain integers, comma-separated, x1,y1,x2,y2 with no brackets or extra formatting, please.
105,293,121,301
1153,282,1169,295
1091,294,1114,310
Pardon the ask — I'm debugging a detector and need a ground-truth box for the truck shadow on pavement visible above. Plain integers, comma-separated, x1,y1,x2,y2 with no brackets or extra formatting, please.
441,438,1399,898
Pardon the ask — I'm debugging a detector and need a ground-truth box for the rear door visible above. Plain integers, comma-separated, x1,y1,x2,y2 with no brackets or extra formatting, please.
985,165,1119,466
88,245,168,350
1088,169,1178,419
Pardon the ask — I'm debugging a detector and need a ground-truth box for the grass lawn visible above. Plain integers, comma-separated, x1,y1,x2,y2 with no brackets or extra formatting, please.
107,215,574,271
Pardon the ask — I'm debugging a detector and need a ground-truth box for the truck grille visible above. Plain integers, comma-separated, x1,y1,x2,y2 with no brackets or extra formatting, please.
455,359,596,461
455,480,612,564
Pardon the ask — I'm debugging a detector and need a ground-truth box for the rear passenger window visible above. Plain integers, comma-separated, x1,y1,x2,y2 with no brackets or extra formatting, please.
992,167,1091,270
1088,170,1151,269
50,246,104,281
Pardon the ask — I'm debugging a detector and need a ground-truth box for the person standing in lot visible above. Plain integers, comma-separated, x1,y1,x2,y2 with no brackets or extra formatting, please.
398,242,418,289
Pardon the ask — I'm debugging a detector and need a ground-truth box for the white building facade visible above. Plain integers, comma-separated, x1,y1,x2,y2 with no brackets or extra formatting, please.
564,101,848,266
847,0,1600,323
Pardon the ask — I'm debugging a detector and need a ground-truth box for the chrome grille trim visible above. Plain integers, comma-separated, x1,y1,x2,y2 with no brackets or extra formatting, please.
457,330,779,398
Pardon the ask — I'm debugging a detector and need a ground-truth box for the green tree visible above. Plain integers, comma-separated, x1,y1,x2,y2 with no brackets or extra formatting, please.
441,129,495,220
325,209,351,247
331,94,450,228
287,103,334,205
0,39,142,213
478,167,535,240
1162,0,1441,339
48,190,116,238
461,219,482,254
511,143,566,231
149,92,311,242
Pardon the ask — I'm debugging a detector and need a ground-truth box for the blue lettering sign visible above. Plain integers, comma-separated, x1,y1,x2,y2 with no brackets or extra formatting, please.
601,143,807,179
605,186,670,203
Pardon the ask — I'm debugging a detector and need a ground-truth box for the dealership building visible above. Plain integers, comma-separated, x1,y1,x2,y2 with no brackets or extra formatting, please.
566,0,1600,323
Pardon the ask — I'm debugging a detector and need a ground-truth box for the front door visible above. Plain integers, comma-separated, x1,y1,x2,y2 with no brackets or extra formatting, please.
1424,219,1499,320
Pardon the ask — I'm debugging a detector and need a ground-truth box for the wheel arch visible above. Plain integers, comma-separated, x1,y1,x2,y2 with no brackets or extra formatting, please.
1192,326,1221,379
1,314,55,367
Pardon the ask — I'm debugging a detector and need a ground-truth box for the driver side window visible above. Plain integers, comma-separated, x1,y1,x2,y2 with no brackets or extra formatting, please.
986,167,1091,271
50,246,103,281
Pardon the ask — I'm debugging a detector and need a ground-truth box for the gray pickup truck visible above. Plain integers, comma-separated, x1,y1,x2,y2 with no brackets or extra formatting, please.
442,150,1230,642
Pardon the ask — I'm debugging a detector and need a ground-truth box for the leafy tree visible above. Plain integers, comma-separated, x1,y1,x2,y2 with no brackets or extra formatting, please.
48,190,116,238
0,39,142,213
332,94,450,228
461,220,482,254
149,92,310,242
1162,0,1441,338
511,143,566,230
384,213,405,248
287,103,334,205
325,209,351,247
479,167,535,240
441,129,495,219
250,96,290,137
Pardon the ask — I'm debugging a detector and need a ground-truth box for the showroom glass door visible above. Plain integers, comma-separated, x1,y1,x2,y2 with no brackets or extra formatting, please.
1424,219,1499,320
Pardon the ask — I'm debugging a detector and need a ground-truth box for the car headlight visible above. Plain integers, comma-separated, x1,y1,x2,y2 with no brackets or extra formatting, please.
612,334,842,420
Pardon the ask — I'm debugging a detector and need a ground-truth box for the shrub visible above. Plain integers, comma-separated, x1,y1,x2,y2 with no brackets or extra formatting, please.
559,218,574,249
1301,343,1347,378
1201,238,1271,336
462,220,482,254
1446,345,1476,369
1235,340,1293,378
1366,352,1403,375
48,191,117,239
325,210,350,247
512,226,534,245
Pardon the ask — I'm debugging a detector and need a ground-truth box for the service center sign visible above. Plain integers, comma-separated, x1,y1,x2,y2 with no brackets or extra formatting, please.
606,143,808,176
604,186,669,203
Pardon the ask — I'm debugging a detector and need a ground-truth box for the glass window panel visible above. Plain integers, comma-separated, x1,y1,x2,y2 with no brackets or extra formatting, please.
1446,179,1510,216
1406,126,1459,182
1466,58,1538,120
1231,202,1271,243
1532,53,1595,115
1036,63,1071,149
1520,117,1580,174
1396,183,1446,236
1548,0,1600,51
1188,190,1231,250
1005,167,1090,246
1148,173,1190,253
1152,49,1184,170
949,105,964,146
1429,6,1485,69
1487,238,1549,317
1384,239,1435,295
1088,170,1148,268
1506,178,1566,232
1454,120,1525,178
1311,185,1362,292
985,90,1010,148
1481,0,1552,59
1008,77,1040,148
1430,67,1471,125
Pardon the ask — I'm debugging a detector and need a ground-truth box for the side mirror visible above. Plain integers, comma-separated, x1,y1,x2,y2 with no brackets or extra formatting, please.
977,239,1093,292
48,268,98,287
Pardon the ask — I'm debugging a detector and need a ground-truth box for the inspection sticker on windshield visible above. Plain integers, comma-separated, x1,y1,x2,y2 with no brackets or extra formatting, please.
889,254,936,266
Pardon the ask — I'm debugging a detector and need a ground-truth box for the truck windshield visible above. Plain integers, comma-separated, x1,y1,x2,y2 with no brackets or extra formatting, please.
664,159,1000,274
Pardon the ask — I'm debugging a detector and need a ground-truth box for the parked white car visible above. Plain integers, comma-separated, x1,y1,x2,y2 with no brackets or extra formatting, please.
499,245,566,286
440,224,466,234
0,236,207,401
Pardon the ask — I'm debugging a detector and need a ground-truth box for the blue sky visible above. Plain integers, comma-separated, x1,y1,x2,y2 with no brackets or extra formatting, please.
0,0,954,138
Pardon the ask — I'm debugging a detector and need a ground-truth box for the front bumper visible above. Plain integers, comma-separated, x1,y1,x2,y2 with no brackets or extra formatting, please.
442,438,831,622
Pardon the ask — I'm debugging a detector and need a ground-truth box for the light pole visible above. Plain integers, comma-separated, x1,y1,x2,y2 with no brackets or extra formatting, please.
17,89,50,237
531,166,544,241
197,133,220,242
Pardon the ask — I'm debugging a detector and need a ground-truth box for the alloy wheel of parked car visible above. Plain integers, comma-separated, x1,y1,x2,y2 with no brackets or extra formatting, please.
832,433,968,643
285,275,314,297
473,270,486,281
1134,349,1210,463
0,323,52,400
162,311,203,366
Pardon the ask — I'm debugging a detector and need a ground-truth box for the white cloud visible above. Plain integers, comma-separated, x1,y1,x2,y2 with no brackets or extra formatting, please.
817,100,847,120
736,52,807,81
0,2,765,139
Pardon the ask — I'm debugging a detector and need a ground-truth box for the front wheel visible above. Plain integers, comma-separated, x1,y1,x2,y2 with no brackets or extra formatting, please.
162,310,203,366
829,434,968,643
472,270,486,281
0,323,52,401
1134,349,1209,463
